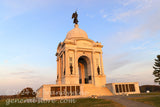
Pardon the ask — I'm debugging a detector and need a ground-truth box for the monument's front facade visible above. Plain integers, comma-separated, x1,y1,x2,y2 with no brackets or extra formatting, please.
56,24,106,87
36,12,140,100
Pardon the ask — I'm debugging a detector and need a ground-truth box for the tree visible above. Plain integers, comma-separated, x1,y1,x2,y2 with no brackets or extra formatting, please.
18,87,36,98
153,55,160,85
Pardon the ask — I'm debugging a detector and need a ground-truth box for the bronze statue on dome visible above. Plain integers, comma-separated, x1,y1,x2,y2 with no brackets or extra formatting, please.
72,11,78,24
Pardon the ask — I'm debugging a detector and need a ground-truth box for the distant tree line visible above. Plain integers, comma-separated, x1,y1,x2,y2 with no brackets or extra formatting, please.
0,87,36,100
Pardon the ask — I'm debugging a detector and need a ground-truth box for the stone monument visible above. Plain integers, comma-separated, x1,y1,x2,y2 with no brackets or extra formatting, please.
36,12,140,100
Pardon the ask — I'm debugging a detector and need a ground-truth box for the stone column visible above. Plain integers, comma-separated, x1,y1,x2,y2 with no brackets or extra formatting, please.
74,49,78,75
128,84,130,92
64,52,66,75
65,49,69,75
62,52,64,77
60,86,62,96
91,51,94,84
60,54,63,81
75,85,77,95
125,84,127,92
57,58,59,82
58,57,61,84
92,51,96,84
100,52,104,75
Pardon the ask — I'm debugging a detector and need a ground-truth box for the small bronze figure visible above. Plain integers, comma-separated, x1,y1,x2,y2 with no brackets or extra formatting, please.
72,11,79,24
97,66,100,75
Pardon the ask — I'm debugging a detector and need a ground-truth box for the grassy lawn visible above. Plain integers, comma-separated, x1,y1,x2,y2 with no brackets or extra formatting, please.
129,96,160,107
0,98,124,107
128,92,160,96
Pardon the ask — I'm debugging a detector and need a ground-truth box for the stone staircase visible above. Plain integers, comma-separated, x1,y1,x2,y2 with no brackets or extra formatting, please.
80,84,113,96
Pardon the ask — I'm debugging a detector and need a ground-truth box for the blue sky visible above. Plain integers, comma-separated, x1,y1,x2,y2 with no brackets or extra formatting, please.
0,0,160,95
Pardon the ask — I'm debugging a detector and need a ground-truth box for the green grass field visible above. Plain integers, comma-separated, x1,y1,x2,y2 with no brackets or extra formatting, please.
0,98,124,107
129,92,160,96
129,96,160,107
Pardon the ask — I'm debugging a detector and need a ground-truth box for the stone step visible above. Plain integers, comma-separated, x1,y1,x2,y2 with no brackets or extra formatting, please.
81,84,113,96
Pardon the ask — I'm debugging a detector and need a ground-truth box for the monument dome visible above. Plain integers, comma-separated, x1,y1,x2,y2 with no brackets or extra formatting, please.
65,24,88,39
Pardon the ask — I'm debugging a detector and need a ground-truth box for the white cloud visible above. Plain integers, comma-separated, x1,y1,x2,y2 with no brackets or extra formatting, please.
121,0,152,7
104,52,132,72
106,0,153,22
86,14,95,18
10,68,34,75
0,0,54,21
105,4,160,48
131,41,150,50
100,9,105,14
103,1,160,84
106,60,156,85
0,64,56,95
103,14,107,18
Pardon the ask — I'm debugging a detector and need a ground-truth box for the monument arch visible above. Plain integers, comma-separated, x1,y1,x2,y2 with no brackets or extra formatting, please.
78,55,92,84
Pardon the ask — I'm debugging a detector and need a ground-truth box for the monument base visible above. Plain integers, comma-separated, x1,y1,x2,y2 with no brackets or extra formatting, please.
36,82,140,100
36,84,113,100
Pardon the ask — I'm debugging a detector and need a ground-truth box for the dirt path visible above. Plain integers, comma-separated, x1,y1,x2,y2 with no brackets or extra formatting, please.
99,96,153,107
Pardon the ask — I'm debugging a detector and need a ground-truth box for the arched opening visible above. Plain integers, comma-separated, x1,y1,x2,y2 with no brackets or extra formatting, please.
78,56,91,84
